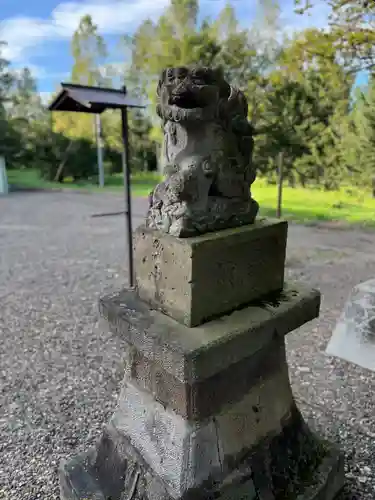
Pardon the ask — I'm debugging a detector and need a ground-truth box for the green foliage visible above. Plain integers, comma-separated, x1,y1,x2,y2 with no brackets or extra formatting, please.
0,41,16,158
126,0,278,141
38,136,98,182
0,41,13,105
295,0,375,72
1,0,375,207
341,77,375,190
71,14,108,86
252,28,354,189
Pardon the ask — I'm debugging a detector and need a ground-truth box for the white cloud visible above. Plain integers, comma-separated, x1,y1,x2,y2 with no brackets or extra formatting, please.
0,0,332,84
0,0,170,62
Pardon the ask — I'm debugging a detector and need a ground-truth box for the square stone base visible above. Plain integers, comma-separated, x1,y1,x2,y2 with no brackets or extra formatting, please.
134,218,288,327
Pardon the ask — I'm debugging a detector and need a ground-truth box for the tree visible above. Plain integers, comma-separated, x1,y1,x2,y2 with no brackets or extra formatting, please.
68,13,108,140
8,68,42,120
0,41,16,160
345,78,375,191
6,67,48,168
52,14,109,181
253,28,353,188
0,41,13,106
127,0,282,144
254,77,320,185
127,0,221,142
71,14,108,86
60,13,108,143
295,0,375,72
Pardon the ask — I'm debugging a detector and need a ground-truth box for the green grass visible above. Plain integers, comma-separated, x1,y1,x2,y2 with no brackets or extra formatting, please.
7,168,160,197
8,168,65,190
7,168,375,227
253,180,375,227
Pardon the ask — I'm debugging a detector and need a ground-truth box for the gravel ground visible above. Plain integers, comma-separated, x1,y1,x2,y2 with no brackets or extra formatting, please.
1,191,375,500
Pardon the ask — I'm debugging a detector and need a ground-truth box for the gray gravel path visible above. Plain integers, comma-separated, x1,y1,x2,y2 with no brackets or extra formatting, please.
1,191,375,499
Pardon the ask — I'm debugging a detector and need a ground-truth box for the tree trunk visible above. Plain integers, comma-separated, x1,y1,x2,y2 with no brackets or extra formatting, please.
54,140,75,183
299,173,306,188
288,174,296,188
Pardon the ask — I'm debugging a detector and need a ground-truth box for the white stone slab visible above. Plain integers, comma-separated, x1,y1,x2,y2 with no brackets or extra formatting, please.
326,279,375,372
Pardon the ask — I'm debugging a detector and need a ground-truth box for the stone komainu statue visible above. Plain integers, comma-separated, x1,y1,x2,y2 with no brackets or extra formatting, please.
146,66,259,237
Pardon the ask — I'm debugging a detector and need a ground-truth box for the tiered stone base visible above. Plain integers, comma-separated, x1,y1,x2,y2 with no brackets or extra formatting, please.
60,285,344,500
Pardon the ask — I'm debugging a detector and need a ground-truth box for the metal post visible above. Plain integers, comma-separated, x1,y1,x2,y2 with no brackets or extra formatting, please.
95,114,105,188
121,99,135,289
276,151,284,219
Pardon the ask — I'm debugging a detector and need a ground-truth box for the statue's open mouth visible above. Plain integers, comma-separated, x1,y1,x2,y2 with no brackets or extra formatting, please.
169,92,203,109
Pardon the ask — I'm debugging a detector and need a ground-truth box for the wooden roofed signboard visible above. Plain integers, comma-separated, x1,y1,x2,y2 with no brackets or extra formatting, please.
48,83,146,288
48,83,144,113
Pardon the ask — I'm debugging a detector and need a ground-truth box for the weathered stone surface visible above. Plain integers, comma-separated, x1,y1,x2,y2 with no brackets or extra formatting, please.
122,333,286,419
60,423,174,500
109,343,293,498
60,402,344,500
112,381,221,498
60,455,105,500
59,282,345,500
326,278,375,372
134,218,288,327
245,405,344,500
146,66,258,238
214,353,294,461
99,282,320,385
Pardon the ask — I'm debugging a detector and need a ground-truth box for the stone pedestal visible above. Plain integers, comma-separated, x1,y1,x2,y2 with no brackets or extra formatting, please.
134,219,287,327
60,220,344,500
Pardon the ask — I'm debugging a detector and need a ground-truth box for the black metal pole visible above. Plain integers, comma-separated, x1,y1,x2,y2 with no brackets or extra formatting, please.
121,99,135,288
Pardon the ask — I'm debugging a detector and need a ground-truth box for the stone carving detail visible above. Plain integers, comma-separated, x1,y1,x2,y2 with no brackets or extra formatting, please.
146,66,259,237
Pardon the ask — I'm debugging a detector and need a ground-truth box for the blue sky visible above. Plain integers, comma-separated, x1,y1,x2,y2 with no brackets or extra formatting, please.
0,0,365,101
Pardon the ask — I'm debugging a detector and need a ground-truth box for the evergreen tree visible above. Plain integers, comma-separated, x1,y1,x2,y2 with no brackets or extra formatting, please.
352,79,375,190
254,28,353,187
